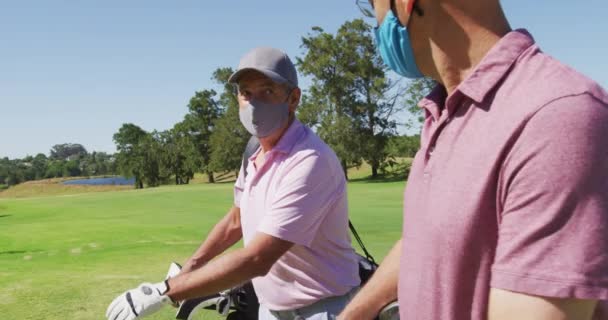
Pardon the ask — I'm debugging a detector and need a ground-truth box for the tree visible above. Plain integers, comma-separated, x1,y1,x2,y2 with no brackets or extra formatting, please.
31,153,48,180
0,148,117,187
0,158,8,185
158,127,197,185
16,155,49,181
114,124,172,188
86,152,116,176
298,26,362,179
63,160,82,177
45,160,64,178
340,20,402,178
298,20,402,178
181,89,221,183
139,131,166,187
2,159,27,186
50,143,88,161
113,123,149,188
387,135,421,158
18,156,35,181
209,67,250,175
403,78,436,130
6,168,24,186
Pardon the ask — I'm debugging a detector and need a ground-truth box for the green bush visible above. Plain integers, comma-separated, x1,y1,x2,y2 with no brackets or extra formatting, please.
0,184,8,191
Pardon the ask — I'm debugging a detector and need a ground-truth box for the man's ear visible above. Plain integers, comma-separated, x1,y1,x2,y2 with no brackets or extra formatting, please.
289,87,301,113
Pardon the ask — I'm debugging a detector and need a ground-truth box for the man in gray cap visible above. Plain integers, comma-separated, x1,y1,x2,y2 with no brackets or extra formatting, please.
106,47,360,320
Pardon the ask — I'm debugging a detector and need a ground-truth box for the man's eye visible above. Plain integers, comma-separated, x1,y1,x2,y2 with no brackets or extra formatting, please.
264,89,274,95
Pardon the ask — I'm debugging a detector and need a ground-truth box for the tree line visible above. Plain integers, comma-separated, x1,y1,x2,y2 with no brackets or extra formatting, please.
112,19,429,187
0,143,117,188
1,19,428,190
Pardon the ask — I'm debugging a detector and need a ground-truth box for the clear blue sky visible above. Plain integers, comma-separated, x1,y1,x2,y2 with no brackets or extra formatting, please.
1,1,607,159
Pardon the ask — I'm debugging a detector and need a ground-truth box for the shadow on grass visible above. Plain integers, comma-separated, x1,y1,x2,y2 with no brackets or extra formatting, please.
0,249,44,255
0,250,26,255
349,174,407,183
210,179,237,185
0,214,11,218
348,162,411,183
215,171,234,180
199,171,236,185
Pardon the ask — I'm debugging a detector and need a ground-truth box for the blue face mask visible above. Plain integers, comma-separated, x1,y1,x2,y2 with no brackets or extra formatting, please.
374,10,423,79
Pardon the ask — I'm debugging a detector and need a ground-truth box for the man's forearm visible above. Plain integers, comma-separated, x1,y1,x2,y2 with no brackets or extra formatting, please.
488,288,598,320
184,206,242,271
168,247,265,301
339,238,402,320
167,232,294,302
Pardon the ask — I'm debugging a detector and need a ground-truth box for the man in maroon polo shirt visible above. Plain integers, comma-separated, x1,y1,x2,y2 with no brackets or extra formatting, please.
340,0,608,319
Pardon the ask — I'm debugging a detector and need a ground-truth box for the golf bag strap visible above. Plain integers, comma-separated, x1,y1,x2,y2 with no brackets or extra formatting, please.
349,221,376,265
241,135,377,265
242,136,261,180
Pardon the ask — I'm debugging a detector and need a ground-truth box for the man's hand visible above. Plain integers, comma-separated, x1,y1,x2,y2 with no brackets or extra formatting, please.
338,239,402,320
106,281,173,320
180,258,204,274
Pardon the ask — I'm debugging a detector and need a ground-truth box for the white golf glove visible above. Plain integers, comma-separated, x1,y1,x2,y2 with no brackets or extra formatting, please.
106,280,174,320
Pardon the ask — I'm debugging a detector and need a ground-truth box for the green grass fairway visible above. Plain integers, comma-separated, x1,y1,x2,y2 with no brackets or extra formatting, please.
0,180,404,320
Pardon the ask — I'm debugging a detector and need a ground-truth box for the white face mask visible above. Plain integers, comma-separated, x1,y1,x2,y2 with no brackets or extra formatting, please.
238,99,289,138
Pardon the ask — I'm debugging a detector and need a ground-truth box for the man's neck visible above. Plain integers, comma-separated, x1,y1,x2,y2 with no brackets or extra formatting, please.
424,2,511,95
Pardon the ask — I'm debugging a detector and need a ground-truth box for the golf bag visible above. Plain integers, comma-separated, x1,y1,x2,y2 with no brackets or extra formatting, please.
175,279,258,320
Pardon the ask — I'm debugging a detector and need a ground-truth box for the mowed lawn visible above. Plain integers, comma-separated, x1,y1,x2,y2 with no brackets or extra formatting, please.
0,178,405,320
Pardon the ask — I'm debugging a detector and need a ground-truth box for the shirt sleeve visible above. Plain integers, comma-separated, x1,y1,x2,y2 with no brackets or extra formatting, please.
491,94,608,300
257,151,345,247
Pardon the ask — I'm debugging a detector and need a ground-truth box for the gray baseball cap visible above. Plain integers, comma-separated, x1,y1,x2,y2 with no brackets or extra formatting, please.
228,47,298,87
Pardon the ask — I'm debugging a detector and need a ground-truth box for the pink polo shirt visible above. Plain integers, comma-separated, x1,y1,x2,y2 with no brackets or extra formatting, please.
399,29,608,319
234,119,360,311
